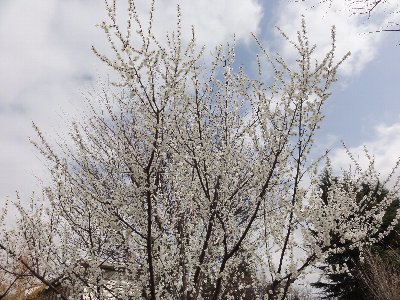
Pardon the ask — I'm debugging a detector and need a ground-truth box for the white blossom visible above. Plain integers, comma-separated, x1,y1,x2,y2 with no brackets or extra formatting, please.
0,1,399,300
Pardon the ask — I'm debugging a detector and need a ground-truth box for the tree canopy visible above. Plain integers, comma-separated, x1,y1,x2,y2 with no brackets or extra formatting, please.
313,169,400,299
0,1,399,300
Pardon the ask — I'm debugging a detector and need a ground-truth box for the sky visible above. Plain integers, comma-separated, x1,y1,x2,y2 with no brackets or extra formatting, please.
0,0,399,204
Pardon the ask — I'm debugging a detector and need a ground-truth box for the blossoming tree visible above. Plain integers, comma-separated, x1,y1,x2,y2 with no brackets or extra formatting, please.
1,1,399,299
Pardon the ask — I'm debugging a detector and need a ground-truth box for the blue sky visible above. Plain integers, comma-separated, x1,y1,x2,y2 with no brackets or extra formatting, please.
0,0,399,202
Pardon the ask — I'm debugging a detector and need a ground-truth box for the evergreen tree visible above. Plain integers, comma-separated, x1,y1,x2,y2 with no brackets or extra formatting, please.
313,169,400,299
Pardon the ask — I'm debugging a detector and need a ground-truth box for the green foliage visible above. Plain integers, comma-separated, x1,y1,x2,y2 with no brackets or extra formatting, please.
312,169,400,300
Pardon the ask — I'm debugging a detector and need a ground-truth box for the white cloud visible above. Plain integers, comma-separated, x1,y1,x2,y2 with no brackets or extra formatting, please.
271,0,395,76
0,0,263,202
157,0,262,47
329,121,400,183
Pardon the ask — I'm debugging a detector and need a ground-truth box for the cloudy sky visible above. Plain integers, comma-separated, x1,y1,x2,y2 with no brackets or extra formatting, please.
0,0,399,203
